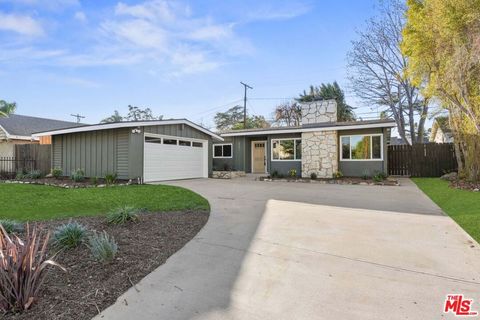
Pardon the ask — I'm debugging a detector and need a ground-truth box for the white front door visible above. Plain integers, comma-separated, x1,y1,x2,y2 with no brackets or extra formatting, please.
144,134,208,182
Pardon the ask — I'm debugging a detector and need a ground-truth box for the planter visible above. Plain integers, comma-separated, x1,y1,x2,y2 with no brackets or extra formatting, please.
211,171,246,179
257,176,400,186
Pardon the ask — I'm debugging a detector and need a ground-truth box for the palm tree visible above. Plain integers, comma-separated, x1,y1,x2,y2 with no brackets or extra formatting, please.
0,100,16,117
297,81,356,121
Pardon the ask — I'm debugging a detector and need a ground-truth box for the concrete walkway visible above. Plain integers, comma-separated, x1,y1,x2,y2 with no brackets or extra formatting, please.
95,178,480,320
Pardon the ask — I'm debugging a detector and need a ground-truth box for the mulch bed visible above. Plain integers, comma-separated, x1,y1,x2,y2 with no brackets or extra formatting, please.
258,176,399,186
4,210,209,320
450,180,480,191
2,176,136,188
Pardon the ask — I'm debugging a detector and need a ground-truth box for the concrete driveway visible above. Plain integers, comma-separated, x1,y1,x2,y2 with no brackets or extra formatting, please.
95,178,480,320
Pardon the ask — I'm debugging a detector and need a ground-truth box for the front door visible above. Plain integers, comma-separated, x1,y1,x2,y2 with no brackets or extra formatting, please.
252,141,266,173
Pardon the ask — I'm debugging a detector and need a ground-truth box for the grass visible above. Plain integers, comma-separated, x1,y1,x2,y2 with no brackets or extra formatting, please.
412,178,480,242
0,184,209,221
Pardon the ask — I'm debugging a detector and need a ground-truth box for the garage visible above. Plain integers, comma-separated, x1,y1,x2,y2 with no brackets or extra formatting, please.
34,119,223,182
143,134,208,182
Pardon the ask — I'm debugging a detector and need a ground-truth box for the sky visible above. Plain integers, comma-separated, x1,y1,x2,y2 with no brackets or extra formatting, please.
0,0,384,128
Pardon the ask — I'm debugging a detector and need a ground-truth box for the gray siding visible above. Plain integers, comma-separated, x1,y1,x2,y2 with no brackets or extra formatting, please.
267,133,302,176
213,136,247,171
338,127,388,177
51,123,214,180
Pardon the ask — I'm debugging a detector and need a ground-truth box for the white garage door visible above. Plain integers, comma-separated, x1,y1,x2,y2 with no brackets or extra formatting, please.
144,134,208,182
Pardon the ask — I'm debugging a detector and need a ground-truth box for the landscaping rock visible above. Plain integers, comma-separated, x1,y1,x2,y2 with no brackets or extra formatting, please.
440,172,458,181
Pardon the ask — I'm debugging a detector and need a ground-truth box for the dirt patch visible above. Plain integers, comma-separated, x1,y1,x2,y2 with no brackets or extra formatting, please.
450,180,480,192
4,210,209,320
258,176,400,186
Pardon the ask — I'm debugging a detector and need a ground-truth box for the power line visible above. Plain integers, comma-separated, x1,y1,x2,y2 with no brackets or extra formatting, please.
70,113,85,123
190,99,243,117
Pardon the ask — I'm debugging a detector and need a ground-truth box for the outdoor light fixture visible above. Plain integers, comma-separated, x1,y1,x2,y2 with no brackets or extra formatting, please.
131,127,141,134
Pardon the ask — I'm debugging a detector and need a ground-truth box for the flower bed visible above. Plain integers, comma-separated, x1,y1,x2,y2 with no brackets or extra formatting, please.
211,170,246,179
258,176,400,186
1,176,138,188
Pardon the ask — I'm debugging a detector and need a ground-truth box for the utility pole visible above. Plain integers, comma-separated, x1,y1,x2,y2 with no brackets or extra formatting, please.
240,81,253,129
70,113,85,123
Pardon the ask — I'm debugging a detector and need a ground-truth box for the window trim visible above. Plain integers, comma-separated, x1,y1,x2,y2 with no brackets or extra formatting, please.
271,138,302,162
339,133,383,161
213,143,233,159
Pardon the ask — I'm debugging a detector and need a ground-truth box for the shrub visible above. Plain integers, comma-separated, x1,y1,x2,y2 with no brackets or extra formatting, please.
271,170,279,178
26,169,42,179
289,168,297,178
106,206,139,224
15,170,25,180
0,224,65,312
310,172,317,180
373,171,388,182
88,231,118,263
104,172,118,185
332,171,343,179
71,168,85,182
0,219,23,234
361,169,370,180
51,167,63,178
52,221,87,249
92,176,99,186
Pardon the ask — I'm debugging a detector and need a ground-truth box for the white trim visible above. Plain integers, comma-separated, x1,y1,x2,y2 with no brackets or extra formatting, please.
221,122,396,137
271,138,302,162
251,140,267,174
33,119,224,141
0,124,36,141
212,143,233,159
339,133,384,161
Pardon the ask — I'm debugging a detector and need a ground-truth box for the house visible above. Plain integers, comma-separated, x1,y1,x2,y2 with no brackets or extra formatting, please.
0,114,82,157
33,119,223,182
430,116,453,143
32,100,395,182
213,100,396,178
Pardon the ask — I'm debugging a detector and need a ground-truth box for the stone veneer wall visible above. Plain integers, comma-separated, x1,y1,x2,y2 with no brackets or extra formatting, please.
301,100,337,125
301,131,338,178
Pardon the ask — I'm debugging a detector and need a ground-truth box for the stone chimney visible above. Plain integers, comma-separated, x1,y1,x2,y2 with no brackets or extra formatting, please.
300,99,338,179
301,100,337,125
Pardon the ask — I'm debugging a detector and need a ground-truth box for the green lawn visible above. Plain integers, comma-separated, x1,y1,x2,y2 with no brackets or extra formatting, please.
412,178,480,242
0,184,209,221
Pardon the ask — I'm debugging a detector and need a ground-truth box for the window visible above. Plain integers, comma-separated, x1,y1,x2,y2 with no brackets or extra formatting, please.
192,142,203,148
213,144,233,158
179,140,191,146
272,139,301,161
340,134,383,161
163,139,177,145
145,136,162,144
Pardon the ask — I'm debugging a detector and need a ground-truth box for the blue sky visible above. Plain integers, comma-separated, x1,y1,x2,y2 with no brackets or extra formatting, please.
0,0,381,127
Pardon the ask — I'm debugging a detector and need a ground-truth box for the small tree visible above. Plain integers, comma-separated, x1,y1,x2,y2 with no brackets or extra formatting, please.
273,102,302,126
214,106,270,131
101,110,123,123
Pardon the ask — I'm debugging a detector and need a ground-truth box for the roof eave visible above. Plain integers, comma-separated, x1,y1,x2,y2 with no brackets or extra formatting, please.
221,122,396,137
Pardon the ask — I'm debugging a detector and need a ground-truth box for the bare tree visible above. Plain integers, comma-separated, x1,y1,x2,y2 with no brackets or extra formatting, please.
347,0,428,145
273,102,302,127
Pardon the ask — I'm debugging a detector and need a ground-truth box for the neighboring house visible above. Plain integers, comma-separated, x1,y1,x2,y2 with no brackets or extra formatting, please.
430,116,453,143
33,120,223,182
0,114,82,157
213,100,396,178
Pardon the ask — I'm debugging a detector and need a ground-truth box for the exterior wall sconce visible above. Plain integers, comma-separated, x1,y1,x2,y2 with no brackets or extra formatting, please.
132,127,141,134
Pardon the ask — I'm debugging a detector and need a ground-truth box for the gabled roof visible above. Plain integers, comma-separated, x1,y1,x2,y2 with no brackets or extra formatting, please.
0,114,82,140
33,119,224,141
220,119,396,137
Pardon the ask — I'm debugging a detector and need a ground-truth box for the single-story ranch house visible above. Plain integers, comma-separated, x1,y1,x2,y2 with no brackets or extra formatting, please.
213,100,396,178
34,100,395,182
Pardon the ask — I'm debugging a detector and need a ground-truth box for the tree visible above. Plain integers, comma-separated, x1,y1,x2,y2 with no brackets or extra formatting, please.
214,105,270,131
402,0,480,180
297,82,356,122
0,100,16,117
273,102,302,126
101,110,123,123
125,105,162,121
347,0,428,145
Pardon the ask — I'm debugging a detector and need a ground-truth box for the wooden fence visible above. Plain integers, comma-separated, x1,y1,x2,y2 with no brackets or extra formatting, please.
388,143,457,177
15,144,52,175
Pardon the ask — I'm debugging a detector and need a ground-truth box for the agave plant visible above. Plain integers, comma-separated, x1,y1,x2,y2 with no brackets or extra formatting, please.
0,224,66,312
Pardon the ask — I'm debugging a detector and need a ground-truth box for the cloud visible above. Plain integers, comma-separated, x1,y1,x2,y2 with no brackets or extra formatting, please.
0,12,44,36
247,1,312,21
74,11,87,23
